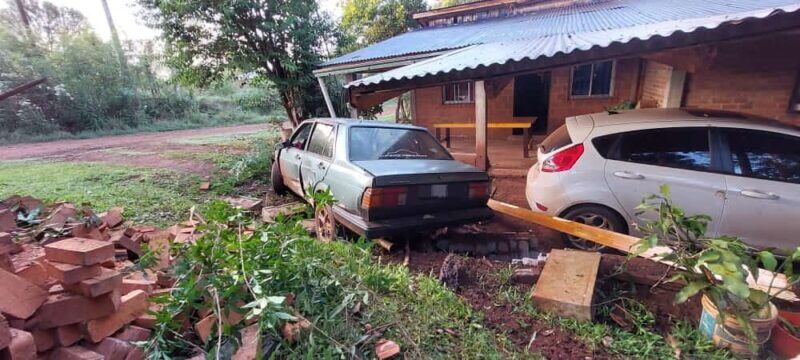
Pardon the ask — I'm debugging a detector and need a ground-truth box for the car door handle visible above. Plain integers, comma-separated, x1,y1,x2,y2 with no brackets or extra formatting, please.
740,189,779,200
613,171,644,180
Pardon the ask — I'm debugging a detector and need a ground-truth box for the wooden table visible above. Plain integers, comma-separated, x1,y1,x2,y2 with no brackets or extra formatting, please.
433,119,537,158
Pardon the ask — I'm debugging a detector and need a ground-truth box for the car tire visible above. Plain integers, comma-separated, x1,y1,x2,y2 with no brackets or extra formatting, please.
314,203,337,242
271,160,288,195
561,205,626,252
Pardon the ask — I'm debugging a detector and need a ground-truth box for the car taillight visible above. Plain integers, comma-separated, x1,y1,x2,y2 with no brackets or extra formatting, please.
541,143,584,173
361,186,408,209
468,182,489,199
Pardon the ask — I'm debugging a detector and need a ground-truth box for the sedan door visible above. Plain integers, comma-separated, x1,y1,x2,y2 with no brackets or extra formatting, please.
717,128,800,251
603,127,727,236
300,123,336,195
279,122,313,194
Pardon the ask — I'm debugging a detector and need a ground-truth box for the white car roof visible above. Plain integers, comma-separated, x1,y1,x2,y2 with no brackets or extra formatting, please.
566,108,800,142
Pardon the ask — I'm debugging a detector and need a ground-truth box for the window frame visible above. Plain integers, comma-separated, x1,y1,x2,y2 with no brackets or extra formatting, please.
305,122,337,159
569,60,616,99
289,122,313,150
600,126,722,173
442,81,474,104
716,127,800,184
346,126,453,162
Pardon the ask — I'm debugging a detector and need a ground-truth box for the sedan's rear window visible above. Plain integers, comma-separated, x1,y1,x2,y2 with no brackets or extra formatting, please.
540,125,572,153
349,127,452,161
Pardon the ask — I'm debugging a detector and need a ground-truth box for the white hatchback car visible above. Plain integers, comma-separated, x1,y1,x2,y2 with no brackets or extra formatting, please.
526,108,800,252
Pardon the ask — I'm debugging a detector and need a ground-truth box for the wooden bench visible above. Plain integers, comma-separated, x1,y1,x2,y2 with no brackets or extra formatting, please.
433,119,537,158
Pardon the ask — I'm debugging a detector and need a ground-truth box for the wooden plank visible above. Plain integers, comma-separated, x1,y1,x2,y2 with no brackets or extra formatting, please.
487,199,799,302
317,76,337,117
532,249,600,321
474,80,488,170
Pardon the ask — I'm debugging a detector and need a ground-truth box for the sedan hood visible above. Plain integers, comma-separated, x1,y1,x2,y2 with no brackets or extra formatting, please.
352,159,488,186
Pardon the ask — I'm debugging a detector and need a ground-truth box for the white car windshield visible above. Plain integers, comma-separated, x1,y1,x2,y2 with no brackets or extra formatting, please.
349,127,452,161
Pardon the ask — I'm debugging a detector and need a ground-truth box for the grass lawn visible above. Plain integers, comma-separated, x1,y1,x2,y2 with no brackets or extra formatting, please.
0,161,206,226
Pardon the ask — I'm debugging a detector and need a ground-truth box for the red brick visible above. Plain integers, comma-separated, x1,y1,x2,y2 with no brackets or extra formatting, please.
115,235,141,256
0,268,48,319
54,324,83,347
194,314,216,343
14,262,51,289
113,326,150,343
33,290,120,328
41,203,76,229
145,233,171,270
102,208,124,229
63,268,122,298
0,232,17,255
2,329,35,360
86,337,132,360
232,323,262,360
0,210,15,233
0,314,10,350
120,279,154,295
0,253,13,272
44,238,114,266
29,329,54,352
70,225,106,241
375,339,400,360
51,346,103,360
41,260,102,285
85,290,148,343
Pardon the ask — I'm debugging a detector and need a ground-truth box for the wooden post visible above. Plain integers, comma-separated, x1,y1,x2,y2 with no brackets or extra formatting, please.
663,69,687,108
474,80,488,170
345,74,359,119
0,77,47,102
316,76,336,118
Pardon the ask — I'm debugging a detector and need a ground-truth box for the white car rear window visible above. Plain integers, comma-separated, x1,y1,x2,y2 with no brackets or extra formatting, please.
540,125,572,153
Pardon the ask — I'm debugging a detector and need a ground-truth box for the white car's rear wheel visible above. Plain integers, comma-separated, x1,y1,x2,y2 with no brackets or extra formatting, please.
314,204,337,242
561,205,626,251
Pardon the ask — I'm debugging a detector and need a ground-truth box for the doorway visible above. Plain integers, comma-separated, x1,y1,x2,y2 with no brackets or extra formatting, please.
513,72,550,134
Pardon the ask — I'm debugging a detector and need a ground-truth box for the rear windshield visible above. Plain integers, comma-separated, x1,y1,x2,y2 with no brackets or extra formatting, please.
540,125,572,153
349,127,452,161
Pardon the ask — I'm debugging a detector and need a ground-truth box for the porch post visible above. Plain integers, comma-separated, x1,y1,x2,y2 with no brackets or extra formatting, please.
316,76,337,118
345,73,360,118
475,80,488,170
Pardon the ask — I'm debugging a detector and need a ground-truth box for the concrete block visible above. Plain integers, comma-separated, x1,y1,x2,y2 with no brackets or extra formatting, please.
531,249,600,322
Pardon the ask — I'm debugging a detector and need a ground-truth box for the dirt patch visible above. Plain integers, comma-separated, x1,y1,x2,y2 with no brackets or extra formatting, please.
384,250,614,359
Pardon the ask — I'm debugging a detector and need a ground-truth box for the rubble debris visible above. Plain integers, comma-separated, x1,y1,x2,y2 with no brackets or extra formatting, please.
373,238,394,252
0,210,15,232
261,202,305,223
85,290,148,343
510,267,541,285
222,196,263,212
52,345,104,360
44,238,114,266
0,314,10,350
100,208,124,229
281,317,311,344
232,323,264,360
531,249,600,322
42,260,102,285
3,329,36,360
375,339,400,360
34,291,121,328
511,252,548,266
199,182,211,191
62,268,123,298
438,253,465,289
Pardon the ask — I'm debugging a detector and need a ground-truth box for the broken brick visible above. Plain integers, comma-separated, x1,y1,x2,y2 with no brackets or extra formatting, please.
375,339,400,360
54,324,83,347
86,290,148,343
115,234,141,256
0,267,48,319
30,329,54,352
86,337,132,360
0,253,13,272
44,238,114,266
194,314,216,343
2,329,35,360
0,210,15,233
14,262,51,289
0,315,10,350
102,208,124,229
51,346,104,360
232,323,262,360
121,278,155,295
0,232,17,255
42,260,102,285
144,232,170,270
34,290,120,328
42,203,77,229
281,318,311,344
63,268,123,298
113,326,150,343
70,225,106,241
222,196,263,212
199,182,210,191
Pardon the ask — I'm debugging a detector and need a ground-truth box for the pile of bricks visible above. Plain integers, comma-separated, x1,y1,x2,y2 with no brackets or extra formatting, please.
0,196,186,359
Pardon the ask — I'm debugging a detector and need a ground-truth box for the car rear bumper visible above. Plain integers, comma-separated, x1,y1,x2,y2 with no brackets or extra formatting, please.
332,205,494,239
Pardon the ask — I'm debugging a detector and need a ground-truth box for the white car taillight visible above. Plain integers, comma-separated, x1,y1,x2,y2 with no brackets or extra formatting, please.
541,143,584,173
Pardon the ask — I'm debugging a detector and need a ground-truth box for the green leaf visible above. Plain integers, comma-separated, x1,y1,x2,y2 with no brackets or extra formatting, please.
676,281,710,303
758,251,777,272
659,184,670,196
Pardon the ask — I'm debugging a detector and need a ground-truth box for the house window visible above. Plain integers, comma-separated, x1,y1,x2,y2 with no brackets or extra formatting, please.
570,60,615,98
443,82,473,104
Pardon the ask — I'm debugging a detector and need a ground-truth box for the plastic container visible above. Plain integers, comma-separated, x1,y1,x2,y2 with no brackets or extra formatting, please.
699,295,778,355
770,310,800,359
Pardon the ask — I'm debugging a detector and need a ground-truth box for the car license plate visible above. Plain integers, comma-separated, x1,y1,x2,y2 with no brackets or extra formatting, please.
430,184,448,198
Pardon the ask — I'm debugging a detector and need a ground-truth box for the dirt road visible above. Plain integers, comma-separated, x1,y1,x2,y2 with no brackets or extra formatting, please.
0,124,268,161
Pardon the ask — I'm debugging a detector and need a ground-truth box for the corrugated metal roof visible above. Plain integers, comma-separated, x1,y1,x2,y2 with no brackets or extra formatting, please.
343,0,800,88
323,0,800,69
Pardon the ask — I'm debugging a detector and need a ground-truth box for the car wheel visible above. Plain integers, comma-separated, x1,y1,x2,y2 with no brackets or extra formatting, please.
561,205,626,251
271,160,288,195
314,203,337,242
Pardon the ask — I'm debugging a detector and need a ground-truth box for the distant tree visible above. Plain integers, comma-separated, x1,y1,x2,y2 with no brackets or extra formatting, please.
0,0,89,49
435,0,479,9
100,0,128,76
138,0,334,125
339,0,427,53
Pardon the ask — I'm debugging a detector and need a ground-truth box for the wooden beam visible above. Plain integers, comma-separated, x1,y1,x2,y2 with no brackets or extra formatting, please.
487,199,799,302
0,77,47,102
474,80,488,170
317,77,337,118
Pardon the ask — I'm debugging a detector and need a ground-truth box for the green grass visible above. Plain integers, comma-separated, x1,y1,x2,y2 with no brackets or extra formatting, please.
0,161,206,226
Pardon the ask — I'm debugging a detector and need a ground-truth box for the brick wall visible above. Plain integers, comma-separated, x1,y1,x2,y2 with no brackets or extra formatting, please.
682,34,800,125
639,61,672,108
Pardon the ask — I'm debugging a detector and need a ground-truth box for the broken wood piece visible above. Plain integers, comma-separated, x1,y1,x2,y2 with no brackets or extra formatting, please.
531,249,600,322
261,202,305,223
375,339,400,359
373,238,393,251
222,196,263,212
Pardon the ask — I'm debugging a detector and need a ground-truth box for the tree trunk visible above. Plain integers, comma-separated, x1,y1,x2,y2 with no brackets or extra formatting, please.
101,0,128,76
279,90,301,127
